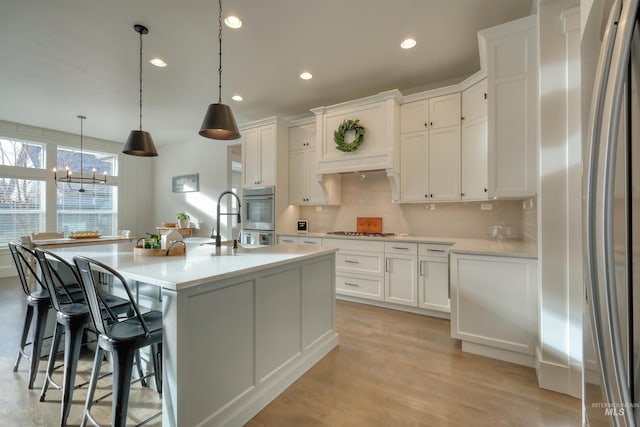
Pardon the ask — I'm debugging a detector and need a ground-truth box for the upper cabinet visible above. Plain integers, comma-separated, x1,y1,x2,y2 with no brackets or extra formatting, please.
479,15,538,198
461,78,488,201
288,121,340,205
399,93,461,202
241,117,288,188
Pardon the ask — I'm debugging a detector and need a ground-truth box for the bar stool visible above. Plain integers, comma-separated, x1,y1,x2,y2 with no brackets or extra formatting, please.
34,248,133,426
8,242,52,389
74,256,162,427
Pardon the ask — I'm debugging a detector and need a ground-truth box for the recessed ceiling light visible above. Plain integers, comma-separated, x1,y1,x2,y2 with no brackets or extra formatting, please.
400,38,417,49
300,72,312,80
225,16,242,29
149,58,167,67
232,95,243,102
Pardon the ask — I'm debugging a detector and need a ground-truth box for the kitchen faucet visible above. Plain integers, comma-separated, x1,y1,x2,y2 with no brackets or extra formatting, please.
215,190,242,248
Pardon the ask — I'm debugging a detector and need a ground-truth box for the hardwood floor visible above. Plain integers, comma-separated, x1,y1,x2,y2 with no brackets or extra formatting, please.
247,300,581,427
0,276,580,426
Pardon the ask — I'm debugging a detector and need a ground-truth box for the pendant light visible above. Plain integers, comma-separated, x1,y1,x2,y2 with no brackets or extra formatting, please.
199,0,241,140
123,24,158,157
53,115,108,192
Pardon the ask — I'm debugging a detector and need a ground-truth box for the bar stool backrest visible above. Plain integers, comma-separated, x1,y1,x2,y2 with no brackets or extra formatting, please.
73,256,151,339
33,248,87,314
8,242,45,297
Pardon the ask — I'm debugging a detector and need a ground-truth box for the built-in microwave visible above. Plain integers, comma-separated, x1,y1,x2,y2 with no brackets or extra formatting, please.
242,186,275,231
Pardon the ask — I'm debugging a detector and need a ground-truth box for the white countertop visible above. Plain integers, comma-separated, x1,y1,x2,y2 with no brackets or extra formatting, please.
50,238,337,291
280,232,537,259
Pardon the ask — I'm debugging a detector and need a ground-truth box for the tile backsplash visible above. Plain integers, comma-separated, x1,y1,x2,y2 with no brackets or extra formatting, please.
299,170,535,239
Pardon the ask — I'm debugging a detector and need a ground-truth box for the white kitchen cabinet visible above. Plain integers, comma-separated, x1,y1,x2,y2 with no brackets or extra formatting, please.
299,236,322,246
324,238,385,301
461,78,488,201
242,118,288,188
428,93,461,129
418,244,451,313
384,242,418,307
288,122,340,205
278,236,299,245
479,15,537,198
450,252,538,366
399,131,429,202
428,126,461,201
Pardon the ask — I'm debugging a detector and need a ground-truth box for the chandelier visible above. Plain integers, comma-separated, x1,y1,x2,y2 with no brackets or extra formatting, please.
53,115,107,193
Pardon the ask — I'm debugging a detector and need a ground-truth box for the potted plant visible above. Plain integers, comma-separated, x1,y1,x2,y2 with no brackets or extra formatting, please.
177,213,190,228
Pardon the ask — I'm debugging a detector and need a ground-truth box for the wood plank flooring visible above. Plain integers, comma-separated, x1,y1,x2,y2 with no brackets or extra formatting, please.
247,300,580,427
0,276,580,426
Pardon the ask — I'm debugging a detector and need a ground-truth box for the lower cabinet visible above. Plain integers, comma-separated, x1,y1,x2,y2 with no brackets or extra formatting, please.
384,242,418,306
418,243,451,313
450,252,538,366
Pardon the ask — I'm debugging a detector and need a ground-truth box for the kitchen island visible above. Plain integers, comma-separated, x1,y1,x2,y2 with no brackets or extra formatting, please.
50,239,338,426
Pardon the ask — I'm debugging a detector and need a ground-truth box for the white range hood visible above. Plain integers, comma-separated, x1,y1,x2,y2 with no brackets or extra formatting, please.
311,89,402,201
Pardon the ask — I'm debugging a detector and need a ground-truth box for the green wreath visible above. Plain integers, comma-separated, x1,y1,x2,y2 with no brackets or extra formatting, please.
333,119,365,152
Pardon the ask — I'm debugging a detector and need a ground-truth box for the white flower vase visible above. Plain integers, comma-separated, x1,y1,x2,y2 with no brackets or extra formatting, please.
177,219,189,228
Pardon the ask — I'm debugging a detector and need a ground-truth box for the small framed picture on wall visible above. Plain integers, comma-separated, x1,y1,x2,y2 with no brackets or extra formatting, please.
172,173,199,193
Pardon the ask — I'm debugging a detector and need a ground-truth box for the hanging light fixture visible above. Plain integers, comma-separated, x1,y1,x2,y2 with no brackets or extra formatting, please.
199,0,241,140
123,24,159,156
53,115,108,193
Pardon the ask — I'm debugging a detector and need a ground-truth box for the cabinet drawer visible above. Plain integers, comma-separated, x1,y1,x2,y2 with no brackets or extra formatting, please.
336,274,384,300
384,242,417,255
336,251,384,275
418,243,451,257
299,237,322,246
278,236,299,244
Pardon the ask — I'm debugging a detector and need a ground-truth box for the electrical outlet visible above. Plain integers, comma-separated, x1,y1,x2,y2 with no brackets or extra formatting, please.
315,206,323,212
429,204,436,210
481,203,493,211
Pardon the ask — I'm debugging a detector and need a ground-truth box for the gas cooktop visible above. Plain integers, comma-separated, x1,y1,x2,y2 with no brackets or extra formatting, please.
326,231,396,237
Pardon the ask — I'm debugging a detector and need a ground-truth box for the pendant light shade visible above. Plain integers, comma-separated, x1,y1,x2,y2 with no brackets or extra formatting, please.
199,0,241,140
124,24,158,157
123,130,158,156
199,103,240,140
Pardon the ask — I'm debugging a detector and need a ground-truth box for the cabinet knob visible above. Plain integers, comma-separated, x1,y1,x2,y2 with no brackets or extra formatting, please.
461,193,465,197
484,93,487,100
430,122,433,127
424,194,428,198
484,188,488,192
430,194,433,198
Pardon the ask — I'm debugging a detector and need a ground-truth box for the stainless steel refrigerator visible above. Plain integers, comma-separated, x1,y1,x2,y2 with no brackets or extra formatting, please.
583,0,640,425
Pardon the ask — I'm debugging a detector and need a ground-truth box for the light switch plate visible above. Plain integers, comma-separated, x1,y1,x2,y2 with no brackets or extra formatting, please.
481,203,493,210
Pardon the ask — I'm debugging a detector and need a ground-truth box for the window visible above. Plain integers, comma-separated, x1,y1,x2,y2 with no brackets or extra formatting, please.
0,134,119,244
0,138,46,244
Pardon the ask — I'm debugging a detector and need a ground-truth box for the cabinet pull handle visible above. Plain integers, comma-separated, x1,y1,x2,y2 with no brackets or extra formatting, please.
427,249,445,253
345,260,359,264
419,260,425,276
283,239,293,243
461,192,465,197
344,282,359,287
484,188,488,193
303,241,315,244
386,258,390,272
392,246,409,250
484,93,487,100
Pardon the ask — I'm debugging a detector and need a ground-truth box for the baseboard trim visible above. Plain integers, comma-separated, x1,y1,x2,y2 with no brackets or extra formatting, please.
535,346,580,397
336,295,450,320
461,341,535,367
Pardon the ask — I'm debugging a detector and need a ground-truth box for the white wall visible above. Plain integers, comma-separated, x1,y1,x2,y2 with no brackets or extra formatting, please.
152,137,236,239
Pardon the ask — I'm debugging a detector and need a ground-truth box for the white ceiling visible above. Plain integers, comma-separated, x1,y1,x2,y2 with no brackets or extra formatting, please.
0,0,532,147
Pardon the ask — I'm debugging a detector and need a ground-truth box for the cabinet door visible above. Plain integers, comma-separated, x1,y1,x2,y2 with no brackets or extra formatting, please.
428,126,461,201
462,79,487,123
400,131,428,202
450,254,538,355
258,125,277,186
306,147,325,204
486,17,537,198
243,128,261,186
385,255,418,307
428,93,460,129
288,149,306,204
400,101,428,133
418,258,450,312
288,123,314,151
461,116,488,201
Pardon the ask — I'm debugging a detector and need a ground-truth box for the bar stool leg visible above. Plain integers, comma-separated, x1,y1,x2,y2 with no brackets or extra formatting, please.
14,304,34,372
28,301,50,389
151,343,162,394
60,318,85,425
81,347,105,427
111,347,136,427
40,322,64,401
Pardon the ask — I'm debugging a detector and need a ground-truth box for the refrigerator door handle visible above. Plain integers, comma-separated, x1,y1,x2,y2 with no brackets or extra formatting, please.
589,0,639,424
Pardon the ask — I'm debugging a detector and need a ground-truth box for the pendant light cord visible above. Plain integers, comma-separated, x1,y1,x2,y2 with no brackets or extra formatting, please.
138,29,144,131
218,0,223,103
78,115,85,190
